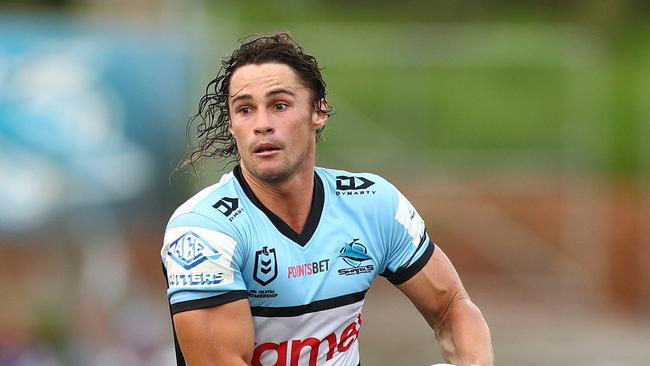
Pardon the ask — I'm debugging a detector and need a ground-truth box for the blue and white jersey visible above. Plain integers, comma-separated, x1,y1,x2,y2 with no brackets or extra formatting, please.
161,166,434,366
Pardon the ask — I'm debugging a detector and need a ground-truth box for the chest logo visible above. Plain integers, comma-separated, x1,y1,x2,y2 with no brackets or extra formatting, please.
338,239,374,276
338,239,371,267
335,176,374,191
335,176,376,196
253,246,278,286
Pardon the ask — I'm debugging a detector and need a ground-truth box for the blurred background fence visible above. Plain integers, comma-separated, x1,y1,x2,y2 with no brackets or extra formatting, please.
1,1,649,365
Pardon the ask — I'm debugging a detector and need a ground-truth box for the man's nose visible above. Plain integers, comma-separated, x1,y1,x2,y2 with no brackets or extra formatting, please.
253,110,274,135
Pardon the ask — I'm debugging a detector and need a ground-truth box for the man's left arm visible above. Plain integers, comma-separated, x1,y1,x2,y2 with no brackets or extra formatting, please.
396,246,494,366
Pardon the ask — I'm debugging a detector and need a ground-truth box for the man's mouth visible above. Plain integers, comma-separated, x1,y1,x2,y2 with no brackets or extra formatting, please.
253,143,282,155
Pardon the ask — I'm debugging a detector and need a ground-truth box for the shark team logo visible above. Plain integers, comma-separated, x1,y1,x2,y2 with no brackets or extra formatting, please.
338,239,371,267
167,231,222,270
338,239,374,276
253,246,278,286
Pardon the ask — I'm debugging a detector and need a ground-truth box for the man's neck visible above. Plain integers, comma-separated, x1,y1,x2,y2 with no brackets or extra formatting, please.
240,164,315,235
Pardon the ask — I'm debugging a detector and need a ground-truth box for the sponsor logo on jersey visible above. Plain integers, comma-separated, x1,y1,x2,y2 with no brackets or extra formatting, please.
254,246,278,286
252,314,363,366
395,191,426,246
212,197,243,221
287,259,330,279
167,231,222,270
335,176,376,196
164,228,236,289
167,272,224,287
337,239,374,276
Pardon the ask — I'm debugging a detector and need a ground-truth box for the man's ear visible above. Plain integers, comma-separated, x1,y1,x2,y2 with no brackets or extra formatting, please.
313,98,329,130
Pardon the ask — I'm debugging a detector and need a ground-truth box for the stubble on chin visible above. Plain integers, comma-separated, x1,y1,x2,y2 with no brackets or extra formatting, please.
250,166,292,184
244,151,310,186
242,157,289,184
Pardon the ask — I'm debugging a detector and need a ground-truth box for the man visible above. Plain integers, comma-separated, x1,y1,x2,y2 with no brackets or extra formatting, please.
161,32,493,366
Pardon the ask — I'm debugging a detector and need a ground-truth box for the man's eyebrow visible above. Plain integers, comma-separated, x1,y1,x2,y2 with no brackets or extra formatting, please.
229,88,297,105
266,88,296,98
229,93,253,105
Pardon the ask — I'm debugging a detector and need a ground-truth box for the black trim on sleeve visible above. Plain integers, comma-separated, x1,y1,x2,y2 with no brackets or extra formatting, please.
170,290,249,315
381,241,435,285
395,230,429,274
251,290,367,318
233,165,324,246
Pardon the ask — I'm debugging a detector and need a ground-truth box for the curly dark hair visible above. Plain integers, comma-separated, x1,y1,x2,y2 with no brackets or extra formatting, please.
180,32,333,171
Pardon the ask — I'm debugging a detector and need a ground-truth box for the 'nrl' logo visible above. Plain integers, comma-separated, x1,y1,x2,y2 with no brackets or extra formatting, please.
253,246,278,286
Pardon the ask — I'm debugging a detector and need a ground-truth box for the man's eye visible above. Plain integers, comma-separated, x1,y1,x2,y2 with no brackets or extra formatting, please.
239,107,251,115
274,103,288,111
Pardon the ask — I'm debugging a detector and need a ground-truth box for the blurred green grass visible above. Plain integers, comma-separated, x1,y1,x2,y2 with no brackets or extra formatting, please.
324,66,566,151
197,4,650,179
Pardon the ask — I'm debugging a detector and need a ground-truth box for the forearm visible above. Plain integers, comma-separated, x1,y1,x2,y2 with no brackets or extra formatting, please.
398,248,493,366
433,298,493,366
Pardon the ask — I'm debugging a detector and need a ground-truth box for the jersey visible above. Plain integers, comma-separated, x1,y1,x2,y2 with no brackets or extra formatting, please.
161,165,434,366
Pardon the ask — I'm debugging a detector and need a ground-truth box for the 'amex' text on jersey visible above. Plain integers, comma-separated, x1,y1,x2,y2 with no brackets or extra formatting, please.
252,314,362,366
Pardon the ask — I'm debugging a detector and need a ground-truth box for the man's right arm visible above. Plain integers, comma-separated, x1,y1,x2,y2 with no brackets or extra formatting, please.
163,211,252,365
173,299,254,366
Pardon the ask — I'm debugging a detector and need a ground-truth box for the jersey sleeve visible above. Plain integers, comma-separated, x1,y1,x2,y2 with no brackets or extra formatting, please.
161,211,248,314
380,184,435,285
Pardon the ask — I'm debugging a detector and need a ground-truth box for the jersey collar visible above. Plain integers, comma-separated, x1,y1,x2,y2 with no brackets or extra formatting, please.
233,165,324,246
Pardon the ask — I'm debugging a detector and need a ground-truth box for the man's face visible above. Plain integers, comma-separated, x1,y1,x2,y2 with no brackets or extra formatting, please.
228,63,327,183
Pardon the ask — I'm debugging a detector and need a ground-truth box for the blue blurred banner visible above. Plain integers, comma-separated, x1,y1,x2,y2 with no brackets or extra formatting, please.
0,15,193,231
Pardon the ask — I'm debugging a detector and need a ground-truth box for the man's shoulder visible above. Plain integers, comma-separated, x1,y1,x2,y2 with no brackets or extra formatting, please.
162,171,247,266
167,171,240,229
